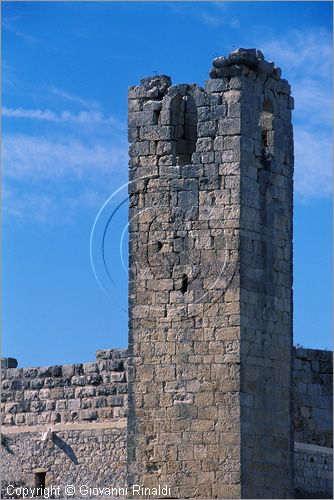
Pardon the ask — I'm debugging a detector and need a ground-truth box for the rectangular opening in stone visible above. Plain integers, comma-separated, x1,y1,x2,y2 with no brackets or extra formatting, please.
33,469,46,495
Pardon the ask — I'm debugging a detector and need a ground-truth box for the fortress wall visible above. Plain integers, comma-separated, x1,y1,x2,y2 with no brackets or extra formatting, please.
1,428,127,494
1,349,128,428
293,347,333,499
293,347,333,448
294,442,333,499
0,347,333,497
0,349,128,494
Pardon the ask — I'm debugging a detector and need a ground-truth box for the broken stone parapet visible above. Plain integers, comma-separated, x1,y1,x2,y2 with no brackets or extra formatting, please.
140,75,171,93
1,358,18,369
210,47,285,85
95,348,128,360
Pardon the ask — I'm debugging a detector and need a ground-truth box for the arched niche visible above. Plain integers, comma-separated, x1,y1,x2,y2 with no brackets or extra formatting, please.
170,94,198,166
259,98,274,165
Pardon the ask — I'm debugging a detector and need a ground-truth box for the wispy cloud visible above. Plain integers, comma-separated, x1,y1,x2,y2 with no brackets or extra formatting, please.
257,27,332,200
2,72,127,221
257,27,332,127
197,10,239,29
294,128,332,200
293,79,332,128
2,184,116,223
191,2,240,29
2,16,38,44
3,134,128,181
2,16,332,221
2,133,128,222
260,28,332,79
3,186,62,222
3,106,118,125
163,1,239,29
2,74,104,113
48,86,100,110
67,27,92,39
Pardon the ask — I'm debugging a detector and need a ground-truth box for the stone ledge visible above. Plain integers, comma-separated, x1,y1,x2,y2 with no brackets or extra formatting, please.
295,441,333,454
294,347,333,362
2,417,127,434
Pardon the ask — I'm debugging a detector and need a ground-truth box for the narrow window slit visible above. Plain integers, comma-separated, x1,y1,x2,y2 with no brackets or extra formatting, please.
170,94,198,166
153,110,160,125
33,469,46,496
259,98,274,166
181,274,188,294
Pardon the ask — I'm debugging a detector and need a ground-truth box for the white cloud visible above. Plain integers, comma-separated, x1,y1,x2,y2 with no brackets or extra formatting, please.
3,107,118,125
2,184,115,223
2,186,61,222
256,27,332,200
197,11,239,29
193,2,240,29
260,28,332,79
2,133,128,221
294,126,332,199
2,88,126,222
3,133,128,181
293,79,332,128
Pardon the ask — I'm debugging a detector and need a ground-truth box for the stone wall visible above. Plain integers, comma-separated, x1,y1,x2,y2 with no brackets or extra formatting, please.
1,349,127,427
1,427,126,496
1,346,332,498
294,442,333,499
293,347,333,499
293,347,333,448
1,349,128,496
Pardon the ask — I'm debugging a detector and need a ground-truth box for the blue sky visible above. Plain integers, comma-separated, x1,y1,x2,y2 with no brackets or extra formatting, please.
2,1,332,367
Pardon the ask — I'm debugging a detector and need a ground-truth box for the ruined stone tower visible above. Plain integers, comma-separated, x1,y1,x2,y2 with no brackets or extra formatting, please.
127,49,294,499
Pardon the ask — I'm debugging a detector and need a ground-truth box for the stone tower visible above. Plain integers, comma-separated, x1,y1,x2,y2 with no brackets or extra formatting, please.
127,49,294,499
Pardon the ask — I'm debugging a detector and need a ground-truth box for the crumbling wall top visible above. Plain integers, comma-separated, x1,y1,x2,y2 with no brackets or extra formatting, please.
129,48,291,104
140,75,171,93
1,358,18,369
210,47,283,80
